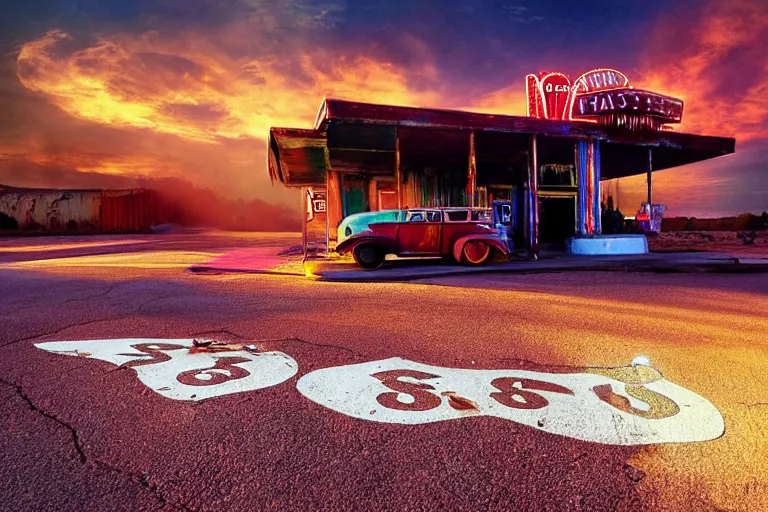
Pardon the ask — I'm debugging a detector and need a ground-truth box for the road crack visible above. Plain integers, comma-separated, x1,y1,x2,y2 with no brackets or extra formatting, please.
61,282,124,305
1,377,193,511
0,377,86,464
0,317,126,349
1,294,172,349
269,336,360,356
188,328,248,340
92,460,194,512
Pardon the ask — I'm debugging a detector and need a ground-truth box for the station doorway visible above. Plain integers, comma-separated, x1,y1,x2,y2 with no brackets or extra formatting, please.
539,196,577,249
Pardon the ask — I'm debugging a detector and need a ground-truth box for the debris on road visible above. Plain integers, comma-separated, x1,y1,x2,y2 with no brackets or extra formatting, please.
189,338,258,354
441,391,480,411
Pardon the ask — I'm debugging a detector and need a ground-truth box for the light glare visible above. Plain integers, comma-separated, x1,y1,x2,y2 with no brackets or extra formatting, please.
632,355,651,367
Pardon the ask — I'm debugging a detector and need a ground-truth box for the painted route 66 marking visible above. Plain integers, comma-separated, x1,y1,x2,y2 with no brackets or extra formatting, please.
296,357,725,446
35,338,298,401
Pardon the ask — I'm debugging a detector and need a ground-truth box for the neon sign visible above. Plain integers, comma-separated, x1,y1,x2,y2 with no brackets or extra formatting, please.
525,67,684,129
567,68,632,122
574,89,683,123
526,72,572,120
572,69,630,94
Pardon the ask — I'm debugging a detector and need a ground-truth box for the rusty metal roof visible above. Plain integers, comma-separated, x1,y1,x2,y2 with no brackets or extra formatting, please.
269,99,736,185
268,128,327,187
315,99,735,151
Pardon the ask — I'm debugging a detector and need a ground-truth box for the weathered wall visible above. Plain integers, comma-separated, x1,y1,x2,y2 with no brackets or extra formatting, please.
0,186,164,233
0,188,101,231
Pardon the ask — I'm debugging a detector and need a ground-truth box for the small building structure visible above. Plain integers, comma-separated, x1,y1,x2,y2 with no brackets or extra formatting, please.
0,184,165,234
267,68,735,259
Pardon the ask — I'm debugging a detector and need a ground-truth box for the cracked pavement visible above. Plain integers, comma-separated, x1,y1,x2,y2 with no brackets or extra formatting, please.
1,232,768,511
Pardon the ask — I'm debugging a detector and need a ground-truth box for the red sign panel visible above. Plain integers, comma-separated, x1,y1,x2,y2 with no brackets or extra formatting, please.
540,74,571,120
525,72,572,120
572,88,684,123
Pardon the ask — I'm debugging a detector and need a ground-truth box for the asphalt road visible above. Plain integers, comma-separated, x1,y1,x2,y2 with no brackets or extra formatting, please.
1,232,767,511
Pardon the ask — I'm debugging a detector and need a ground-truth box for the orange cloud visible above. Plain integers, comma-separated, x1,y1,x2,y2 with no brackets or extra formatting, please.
7,0,767,219
637,0,768,140
16,29,442,144
463,85,528,116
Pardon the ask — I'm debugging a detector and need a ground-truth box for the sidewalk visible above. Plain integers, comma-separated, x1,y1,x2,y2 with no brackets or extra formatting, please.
314,251,768,282
187,246,768,281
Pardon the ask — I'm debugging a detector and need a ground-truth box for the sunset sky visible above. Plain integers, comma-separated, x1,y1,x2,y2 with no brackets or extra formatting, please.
1,0,766,217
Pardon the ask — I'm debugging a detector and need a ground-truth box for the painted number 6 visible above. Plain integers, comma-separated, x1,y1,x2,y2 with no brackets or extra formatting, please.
490,377,574,409
371,370,442,411
176,357,252,386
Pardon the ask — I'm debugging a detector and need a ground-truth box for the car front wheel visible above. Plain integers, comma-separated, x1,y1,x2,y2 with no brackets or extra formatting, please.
461,240,491,265
353,244,385,270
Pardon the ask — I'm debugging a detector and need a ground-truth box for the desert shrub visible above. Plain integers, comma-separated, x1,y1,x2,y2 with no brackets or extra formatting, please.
737,231,757,245
735,213,761,231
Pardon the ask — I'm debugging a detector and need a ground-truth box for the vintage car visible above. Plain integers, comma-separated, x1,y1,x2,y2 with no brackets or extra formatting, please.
335,207,510,270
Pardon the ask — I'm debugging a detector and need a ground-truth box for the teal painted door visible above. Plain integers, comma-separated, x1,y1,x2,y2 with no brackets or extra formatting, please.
342,185,367,217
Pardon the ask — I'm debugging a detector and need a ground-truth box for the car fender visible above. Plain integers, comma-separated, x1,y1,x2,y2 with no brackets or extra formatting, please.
335,234,396,255
452,234,510,262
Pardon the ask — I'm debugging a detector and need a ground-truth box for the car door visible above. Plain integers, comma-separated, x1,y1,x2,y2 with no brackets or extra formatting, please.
397,210,442,255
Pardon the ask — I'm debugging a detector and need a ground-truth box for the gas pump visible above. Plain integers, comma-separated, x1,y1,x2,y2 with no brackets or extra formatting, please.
492,200,515,252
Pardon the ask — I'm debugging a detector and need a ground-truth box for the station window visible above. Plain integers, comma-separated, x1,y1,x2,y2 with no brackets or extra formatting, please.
539,164,576,187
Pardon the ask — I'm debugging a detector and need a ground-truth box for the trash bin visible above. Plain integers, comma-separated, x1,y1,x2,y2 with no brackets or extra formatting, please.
635,202,665,234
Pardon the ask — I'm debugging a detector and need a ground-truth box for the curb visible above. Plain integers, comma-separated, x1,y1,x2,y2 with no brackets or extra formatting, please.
186,266,305,277
316,262,768,282
186,259,768,282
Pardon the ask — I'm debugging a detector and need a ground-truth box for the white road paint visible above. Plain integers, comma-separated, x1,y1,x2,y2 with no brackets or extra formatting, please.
35,338,298,401
296,357,725,446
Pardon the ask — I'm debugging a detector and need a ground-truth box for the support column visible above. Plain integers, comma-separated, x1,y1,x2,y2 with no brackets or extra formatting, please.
647,147,653,205
528,134,539,260
395,127,403,209
468,131,477,207
593,140,602,234
301,187,308,260
586,141,595,234
325,145,343,252
576,140,589,236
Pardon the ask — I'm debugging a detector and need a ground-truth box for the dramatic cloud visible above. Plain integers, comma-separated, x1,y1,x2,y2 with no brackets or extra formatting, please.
15,28,441,143
637,0,768,141
598,0,768,217
1,0,766,218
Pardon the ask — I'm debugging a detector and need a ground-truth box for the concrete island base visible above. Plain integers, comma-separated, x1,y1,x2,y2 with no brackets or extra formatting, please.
566,235,649,256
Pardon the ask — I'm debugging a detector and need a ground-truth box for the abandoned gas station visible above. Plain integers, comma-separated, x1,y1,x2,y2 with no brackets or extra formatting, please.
267,68,735,259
